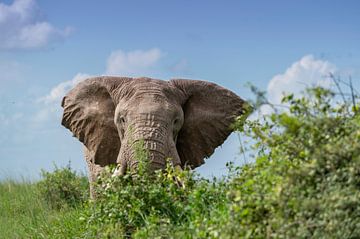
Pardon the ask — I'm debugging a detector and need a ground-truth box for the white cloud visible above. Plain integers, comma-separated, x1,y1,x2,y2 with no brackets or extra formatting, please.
267,55,336,105
38,48,164,121
35,73,90,121
41,48,164,106
249,55,338,117
39,73,90,105
106,48,163,76
0,0,72,50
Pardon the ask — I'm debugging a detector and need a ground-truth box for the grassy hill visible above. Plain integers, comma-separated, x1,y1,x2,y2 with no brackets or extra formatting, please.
1,86,360,238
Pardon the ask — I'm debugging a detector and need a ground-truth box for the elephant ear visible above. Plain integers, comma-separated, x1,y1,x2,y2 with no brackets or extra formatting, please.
61,77,127,166
170,79,248,169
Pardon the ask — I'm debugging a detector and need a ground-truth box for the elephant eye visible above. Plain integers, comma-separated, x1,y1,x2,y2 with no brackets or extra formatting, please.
116,116,125,140
118,116,125,124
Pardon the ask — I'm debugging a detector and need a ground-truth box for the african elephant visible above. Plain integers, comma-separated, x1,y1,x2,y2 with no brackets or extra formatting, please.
61,76,247,195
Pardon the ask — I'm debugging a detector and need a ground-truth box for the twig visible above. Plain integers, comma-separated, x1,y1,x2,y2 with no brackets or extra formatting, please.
329,73,347,104
337,77,360,95
349,76,357,114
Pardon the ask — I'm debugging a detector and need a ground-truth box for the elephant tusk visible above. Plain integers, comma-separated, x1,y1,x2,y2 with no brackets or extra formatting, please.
112,162,127,177
112,167,121,177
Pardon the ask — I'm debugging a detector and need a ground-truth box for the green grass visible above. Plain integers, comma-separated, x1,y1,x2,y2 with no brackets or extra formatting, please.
0,179,66,238
0,179,42,238
0,173,88,239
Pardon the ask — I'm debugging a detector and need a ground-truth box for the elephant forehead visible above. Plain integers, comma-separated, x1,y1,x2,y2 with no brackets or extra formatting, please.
132,80,180,99
132,89,174,103
122,91,175,110
130,113,171,124
115,96,176,121
133,101,180,120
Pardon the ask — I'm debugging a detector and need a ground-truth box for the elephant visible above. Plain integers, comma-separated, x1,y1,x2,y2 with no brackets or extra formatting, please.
61,76,248,196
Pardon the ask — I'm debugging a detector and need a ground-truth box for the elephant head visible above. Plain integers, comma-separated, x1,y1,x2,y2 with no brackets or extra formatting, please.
61,76,247,178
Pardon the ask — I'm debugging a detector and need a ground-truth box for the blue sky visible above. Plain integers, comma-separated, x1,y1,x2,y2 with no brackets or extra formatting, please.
0,0,359,180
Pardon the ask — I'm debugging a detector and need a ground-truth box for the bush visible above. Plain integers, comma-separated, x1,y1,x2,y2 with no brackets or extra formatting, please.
82,85,360,238
29,84,360,238
37,163,89,210
85,141,228,238
219,87,360,238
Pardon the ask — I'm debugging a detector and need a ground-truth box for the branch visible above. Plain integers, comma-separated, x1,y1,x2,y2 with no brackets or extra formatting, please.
349,76,357,114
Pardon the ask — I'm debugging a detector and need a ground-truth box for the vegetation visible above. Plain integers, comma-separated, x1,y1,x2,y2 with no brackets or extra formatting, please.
0,166,88,238
1,82,360,238
37,163,89,210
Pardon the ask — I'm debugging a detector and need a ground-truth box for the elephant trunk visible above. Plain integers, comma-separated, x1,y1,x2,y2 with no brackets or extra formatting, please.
130,141,167,171
114,120,181,176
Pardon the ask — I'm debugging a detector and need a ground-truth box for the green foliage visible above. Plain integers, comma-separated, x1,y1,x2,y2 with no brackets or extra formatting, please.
37,163,89,210
0,180,46,238
0,172,88,238
85,140,227,238
85,85,360,238
221,86,360,238
2,84,360,238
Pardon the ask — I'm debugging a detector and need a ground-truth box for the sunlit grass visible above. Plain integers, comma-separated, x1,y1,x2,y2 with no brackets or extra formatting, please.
0,179,46,238
0,177,87,238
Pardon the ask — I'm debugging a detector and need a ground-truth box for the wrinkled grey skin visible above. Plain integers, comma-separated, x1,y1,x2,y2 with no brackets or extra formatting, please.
61,76,247,196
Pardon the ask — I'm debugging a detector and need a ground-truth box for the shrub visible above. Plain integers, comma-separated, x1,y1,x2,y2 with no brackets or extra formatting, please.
85,141,228,238
220,87,360,238
29,83,360,238
37,163,89,210
83,85,360,238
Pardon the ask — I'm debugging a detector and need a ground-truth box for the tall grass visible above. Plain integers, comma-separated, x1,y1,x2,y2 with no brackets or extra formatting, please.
0,179,46,238
0,170,88,239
